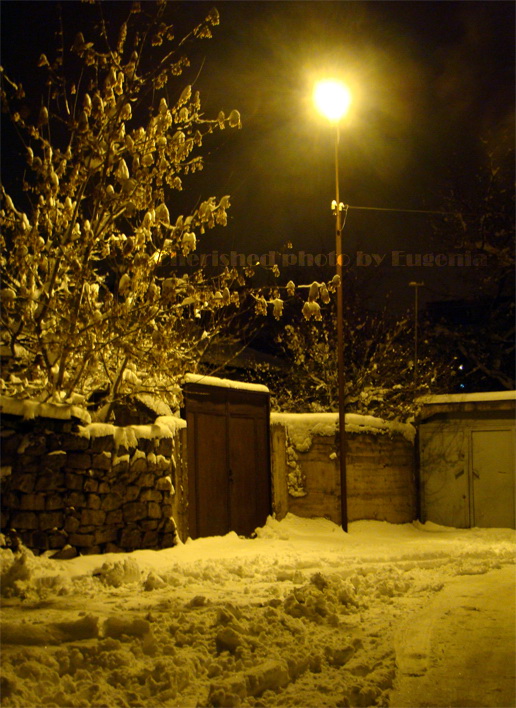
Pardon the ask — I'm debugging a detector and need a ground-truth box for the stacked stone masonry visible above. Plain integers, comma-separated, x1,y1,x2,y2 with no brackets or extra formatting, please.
0,414,183,555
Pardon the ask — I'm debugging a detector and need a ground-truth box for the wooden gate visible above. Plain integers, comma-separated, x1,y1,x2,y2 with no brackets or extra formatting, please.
183,379,271,539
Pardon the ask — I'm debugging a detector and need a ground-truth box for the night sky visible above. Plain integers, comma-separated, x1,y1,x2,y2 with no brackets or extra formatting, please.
1,0,514,311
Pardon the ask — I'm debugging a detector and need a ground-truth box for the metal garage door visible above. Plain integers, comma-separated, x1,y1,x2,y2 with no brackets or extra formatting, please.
420,426,470,527
471,429,515,528
420,423,515,529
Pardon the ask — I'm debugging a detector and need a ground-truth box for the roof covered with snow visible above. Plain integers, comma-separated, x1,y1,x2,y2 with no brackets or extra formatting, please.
417,391,516,420
419,391,516,404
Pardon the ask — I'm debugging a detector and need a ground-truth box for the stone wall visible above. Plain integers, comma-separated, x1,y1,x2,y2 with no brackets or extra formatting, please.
0,412,187,556
271,420,416,525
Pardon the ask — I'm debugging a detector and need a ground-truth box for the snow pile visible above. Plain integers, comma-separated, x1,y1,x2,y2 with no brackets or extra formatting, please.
97,558,142,588
1,515,514,707
271,412,415,449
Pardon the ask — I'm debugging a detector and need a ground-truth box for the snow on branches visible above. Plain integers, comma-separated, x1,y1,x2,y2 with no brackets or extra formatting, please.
0,2,364,420
0,2,249,415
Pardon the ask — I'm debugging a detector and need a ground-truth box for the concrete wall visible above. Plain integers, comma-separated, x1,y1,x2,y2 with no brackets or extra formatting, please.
271,422,416,525
0,413,188,556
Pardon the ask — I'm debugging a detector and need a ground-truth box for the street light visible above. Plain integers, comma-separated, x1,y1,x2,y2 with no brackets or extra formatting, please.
314,78,352,532
313,80,352,123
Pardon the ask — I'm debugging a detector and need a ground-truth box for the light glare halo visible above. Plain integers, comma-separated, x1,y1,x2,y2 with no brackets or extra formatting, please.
314,80,352,122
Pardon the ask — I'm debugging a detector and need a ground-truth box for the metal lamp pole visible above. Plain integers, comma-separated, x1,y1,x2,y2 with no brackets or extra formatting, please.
334,124,348,532
409,281,424,383
314,79,351,532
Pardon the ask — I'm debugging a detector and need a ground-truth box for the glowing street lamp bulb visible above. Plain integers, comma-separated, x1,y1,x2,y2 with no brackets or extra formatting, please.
314,80,352,122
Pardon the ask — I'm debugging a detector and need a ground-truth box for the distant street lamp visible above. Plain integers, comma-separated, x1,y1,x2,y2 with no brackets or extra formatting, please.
314,79,352,532
409,281,424,383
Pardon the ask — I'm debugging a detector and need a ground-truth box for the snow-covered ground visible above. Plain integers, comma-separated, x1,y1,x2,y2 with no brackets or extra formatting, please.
1,515,514,708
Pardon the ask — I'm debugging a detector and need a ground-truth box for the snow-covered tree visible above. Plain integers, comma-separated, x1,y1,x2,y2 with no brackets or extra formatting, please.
236,291,455,421
0,2,260,415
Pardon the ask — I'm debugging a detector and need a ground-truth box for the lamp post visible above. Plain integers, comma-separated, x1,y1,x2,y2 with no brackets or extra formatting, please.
314,79,352,532
409,281,424,383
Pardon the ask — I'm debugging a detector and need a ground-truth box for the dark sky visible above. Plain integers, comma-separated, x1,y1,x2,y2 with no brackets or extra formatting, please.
1,0,514,311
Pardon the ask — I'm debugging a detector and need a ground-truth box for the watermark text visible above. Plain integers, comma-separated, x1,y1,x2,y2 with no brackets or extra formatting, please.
170,249,489,268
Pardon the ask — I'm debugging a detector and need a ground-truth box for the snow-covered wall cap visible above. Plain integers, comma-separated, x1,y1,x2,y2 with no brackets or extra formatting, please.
183,373,269,394
271,412,415,450
134,393,173,418
0,395,91,424
346,413,415,443
79,415,186,443
418,391,516,404
155,415,187,433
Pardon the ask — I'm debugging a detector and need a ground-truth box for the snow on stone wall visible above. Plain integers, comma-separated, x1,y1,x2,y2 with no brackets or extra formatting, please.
0,394,91,424
271,412,415,450
270,415,416,525
0,410,186,556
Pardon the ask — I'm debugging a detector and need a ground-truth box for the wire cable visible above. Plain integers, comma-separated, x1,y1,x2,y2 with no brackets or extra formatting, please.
347,205,463,216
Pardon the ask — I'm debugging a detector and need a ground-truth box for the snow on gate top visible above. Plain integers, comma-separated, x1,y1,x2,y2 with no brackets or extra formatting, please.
183,373,270,393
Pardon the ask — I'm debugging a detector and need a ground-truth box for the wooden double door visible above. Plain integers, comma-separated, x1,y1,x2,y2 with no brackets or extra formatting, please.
184,382,271,539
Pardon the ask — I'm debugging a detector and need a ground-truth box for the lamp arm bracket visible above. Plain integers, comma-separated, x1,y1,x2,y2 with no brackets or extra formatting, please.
331,201,349,215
